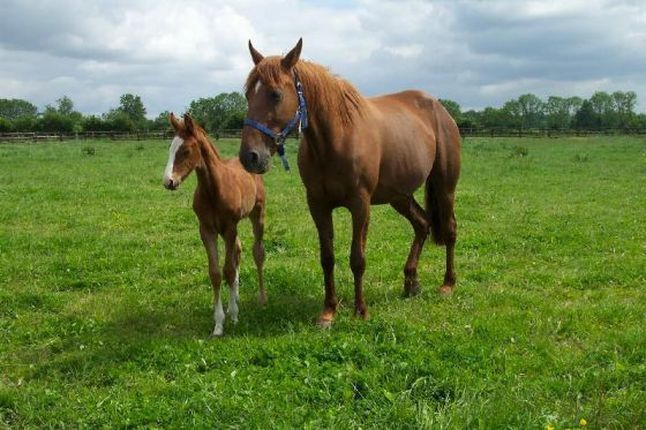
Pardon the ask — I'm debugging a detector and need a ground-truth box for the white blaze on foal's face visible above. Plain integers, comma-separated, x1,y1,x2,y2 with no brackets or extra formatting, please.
163,136,184,190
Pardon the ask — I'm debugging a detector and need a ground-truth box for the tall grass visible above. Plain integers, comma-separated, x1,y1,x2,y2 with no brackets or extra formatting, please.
0,136,644,428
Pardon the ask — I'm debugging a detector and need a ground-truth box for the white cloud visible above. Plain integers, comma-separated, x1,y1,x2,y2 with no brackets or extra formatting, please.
0,0,645,116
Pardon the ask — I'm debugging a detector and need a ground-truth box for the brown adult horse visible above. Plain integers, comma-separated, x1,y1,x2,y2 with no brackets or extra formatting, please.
239,39,460,327
163,113,266,336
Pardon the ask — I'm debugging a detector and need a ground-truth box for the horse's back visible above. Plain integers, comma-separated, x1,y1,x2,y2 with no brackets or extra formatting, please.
365,90,460,201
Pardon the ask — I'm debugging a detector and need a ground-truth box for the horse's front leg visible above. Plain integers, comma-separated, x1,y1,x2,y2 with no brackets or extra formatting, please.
199,225,224,337
349,196,370,319
308,198,337,328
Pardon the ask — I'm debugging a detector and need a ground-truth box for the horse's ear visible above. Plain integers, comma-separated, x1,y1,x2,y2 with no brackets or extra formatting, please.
248,40,264,65
281,38,302,70
169,112,181,131
183,113,195,135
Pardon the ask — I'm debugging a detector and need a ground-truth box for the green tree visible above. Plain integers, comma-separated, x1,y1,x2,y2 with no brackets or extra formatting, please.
589,91,615,127
104,109,136,132
83,115,111,132
56,96,75,116
573,100,598,129
438,99,462,123
117,94,147,129
501,100,523,129
0,117,12,132
460,109,481,130
152,111,172,131
188,92,247,133
545,96,571,129
480,106,505,129
0,98,38,120
516,93,544,128
612,91,637,127
37,111,74,133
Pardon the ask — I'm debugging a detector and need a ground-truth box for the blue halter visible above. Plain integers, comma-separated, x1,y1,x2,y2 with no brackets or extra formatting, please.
243,71,308,171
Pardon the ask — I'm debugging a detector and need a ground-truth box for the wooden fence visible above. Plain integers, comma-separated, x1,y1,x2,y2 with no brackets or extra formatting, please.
0,129,248,143
458,127,646,138
2,127,645,143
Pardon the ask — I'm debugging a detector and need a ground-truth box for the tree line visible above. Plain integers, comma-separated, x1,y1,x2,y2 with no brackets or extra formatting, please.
439,91,645,131
0,92,247,134
0,90,644,135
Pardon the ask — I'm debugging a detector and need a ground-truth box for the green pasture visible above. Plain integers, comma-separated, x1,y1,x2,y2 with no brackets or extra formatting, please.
0,136,644,428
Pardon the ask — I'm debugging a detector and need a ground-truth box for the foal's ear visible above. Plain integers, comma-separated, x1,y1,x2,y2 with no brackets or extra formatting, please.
281,37,303,70
169,112,181,131
183,113,195,135
248,40,264,66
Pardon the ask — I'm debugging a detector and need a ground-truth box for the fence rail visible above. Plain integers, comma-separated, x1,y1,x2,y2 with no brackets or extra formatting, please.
458,127,646,138
2,127,646,143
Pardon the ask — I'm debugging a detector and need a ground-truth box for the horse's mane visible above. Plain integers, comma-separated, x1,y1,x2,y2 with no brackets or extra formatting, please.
245,58,366,126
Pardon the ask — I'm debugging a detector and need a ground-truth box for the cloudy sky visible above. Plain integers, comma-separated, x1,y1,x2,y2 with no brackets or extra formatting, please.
1,0,645,117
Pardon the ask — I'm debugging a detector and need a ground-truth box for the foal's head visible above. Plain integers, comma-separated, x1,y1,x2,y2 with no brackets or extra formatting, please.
163,113,203,190
239,38,304,174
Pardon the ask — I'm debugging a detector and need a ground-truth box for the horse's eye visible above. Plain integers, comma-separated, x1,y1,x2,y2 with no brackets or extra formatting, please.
270,89,283,102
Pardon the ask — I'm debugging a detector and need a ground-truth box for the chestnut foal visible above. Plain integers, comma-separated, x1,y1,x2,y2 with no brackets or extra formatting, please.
163,113,266,336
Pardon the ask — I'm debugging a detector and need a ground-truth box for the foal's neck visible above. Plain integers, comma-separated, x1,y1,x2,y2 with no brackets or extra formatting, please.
195,134,224,198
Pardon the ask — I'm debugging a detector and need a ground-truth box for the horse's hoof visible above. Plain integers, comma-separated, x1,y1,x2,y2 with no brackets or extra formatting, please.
439,284,455,296
316,310,335,328
404,279,421,297
258,293,268,307
354,307,369,320
211,326,224,337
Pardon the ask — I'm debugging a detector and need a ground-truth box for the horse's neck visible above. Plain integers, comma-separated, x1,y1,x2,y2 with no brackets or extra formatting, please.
299,69,364,154
195,136,224,198
302,98,353,157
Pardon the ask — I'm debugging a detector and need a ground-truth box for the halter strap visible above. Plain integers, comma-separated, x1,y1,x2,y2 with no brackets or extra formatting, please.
243,71,308,170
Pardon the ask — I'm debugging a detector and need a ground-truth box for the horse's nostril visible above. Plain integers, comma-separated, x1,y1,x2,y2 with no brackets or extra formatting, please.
249,151,259,164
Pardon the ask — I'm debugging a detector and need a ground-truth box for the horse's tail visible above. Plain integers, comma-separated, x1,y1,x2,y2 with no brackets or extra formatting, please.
424,178,445,245
424,97,460,246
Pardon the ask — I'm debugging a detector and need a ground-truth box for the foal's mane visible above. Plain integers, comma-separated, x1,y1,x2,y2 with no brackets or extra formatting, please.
180,118,221,160
245,58,366,126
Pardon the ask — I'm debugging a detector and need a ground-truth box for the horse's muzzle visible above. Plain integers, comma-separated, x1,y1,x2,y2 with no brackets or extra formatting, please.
163,177,180,190
240,149,270,174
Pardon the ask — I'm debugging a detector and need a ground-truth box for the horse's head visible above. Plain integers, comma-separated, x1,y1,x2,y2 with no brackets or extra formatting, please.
163,113,203,190
239,38,304,174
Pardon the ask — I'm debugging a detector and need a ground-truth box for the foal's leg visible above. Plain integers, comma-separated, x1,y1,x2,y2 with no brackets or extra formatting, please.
227,236,241,323
348,196,370,319
250,205,267,306
222,227,241,324
199,225,224,337
391,197,430,297
308,198,337,327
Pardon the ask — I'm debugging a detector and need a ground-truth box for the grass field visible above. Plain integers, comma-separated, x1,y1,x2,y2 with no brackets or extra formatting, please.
0,135,644,428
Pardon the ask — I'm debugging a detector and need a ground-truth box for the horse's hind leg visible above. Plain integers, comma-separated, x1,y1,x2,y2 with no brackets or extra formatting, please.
438,191,457,295
426,175,458,294
199,225,224,337
250,205,267,306
391,197,430,297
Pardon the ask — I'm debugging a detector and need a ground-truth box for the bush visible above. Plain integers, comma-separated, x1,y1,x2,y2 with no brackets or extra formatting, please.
0,117,12,132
